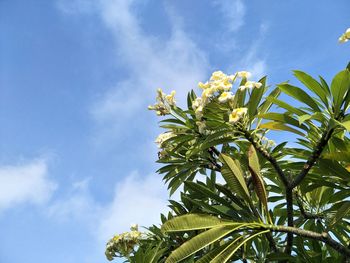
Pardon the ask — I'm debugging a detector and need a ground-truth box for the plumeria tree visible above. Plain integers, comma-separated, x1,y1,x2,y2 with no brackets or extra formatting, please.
105,29,350,262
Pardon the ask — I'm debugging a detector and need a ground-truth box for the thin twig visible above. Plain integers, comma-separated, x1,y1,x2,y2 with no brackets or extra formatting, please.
290,127,334,189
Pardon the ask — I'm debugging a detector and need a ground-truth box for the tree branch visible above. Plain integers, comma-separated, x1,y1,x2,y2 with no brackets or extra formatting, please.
238,127,290,187
284,188,294,255
290,127,334,189
238,126,291,255
295,192,324,220
266,225,350,258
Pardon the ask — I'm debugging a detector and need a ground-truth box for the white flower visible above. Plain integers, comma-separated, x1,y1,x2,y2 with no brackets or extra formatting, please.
198,81,210,89
210,70,226,81
254,82,262,88
192,97,202,110
196,121,207,134
195,105,203,119
237,71,252,79
339,27,350,44
218,92,234,103
201,87,215,101
165,90,176,106
130,224,138,231
346,28,350,38
339,35,348,43
239,81,262,91
229,108,248,123
155,132,175,148
149,89,177,115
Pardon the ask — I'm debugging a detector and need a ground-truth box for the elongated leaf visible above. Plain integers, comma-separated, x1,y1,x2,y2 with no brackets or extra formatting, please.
341,120,350,131
196,240,235,263
293,70,329,107
220,154,251,202
328,201,350,229
162,214,235,233
211,230,269,263
331,69,350,116
258,113,308,130
185,182,234,208
248,145,268,214
207,236,243,263
265,96,306,116
298,112,326,125
258,121,305,136
278,83,321,112
259,88,281,114
165,225,241,263
298,114,312,125
248,77,266,119
322,151,350,162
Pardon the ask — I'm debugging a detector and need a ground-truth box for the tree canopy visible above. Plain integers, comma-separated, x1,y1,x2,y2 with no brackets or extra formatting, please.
105,29,350,262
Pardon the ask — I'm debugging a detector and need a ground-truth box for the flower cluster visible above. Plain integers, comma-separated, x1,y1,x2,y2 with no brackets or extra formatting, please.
148,89,176,115
229,108,248,123
105,224,142,261
192,70,261,133
150,70,261,143
255,133,276,149
155,132,175,148
339,27,350,43
155,132,176,158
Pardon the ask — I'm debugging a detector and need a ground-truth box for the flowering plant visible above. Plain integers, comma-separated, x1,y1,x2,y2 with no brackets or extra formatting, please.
106,30,350,262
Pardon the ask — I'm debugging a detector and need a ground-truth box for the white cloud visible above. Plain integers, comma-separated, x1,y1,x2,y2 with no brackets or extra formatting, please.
88,0,208,130
47,177,101,223
214,0,246,32
97,171,169,241
230,23,270,79
0,158,56,212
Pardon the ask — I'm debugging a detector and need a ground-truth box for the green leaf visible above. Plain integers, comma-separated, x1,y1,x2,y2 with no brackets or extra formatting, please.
209,236,244,263
162,214,235,233
196,241,234,263
298,114,312,125
258,121,305,136
266,252,296,261
248,145,269,217
340,120,350,131
322,151,350,162
220,154,251,202
293,70,329,107
265,96,306,116
328,201,350,229
331,69,350,116
278,83,321,112
258,113,308,130
211,230,269,263
184,182,235,209
165,225,241,263
248,77,266,119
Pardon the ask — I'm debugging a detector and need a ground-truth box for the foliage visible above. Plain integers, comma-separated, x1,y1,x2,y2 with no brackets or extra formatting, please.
105,60,350,262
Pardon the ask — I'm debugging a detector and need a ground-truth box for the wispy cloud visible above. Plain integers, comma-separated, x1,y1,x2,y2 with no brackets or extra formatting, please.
47,177,101,224
85,0,208,137
0,158,57,212
97,171,168,240
214,0,246,33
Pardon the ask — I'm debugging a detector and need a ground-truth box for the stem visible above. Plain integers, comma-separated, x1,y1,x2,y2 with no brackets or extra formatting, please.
295,192,324,220
267,225,350,258
239,127,290,187
239,126,290,255
285,187,294,255
290,127,334,189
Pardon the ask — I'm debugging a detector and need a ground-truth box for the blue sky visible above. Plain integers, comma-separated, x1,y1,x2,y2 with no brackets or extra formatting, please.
0,0,349,262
